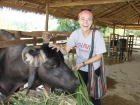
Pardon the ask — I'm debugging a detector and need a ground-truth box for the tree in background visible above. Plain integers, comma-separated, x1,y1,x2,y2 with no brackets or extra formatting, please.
133,30,140,37
53,18,131,37
53,18,112,36
96,26,110,36
53,18,80,32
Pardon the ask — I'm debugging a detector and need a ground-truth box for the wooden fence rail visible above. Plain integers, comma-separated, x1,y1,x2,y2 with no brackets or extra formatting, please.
0,29,110,60
0,39,43,48
0,30,71,48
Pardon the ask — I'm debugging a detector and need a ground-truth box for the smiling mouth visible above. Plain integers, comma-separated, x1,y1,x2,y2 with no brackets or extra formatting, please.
83,25,88,28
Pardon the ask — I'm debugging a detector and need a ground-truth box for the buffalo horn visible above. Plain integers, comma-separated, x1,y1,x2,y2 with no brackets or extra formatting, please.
22,46,47,67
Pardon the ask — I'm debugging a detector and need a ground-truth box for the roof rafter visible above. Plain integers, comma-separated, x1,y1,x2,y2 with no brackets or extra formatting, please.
0,1,45,13
0,1,78,20
127,2,130,18
14,0,77,16
130,1,140,13
49,0,135,7
18,0,46,6
0,0,140,29
96,17,140,21
52,7,77,15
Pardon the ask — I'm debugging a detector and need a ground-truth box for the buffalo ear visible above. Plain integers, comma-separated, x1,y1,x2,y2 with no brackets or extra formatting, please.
26,67,37,95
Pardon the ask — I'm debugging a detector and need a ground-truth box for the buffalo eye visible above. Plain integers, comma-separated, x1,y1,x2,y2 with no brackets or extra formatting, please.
49,63,57,68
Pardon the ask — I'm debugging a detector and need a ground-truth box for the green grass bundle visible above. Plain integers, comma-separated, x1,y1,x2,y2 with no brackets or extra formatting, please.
4,91,76,105
74,69,93,105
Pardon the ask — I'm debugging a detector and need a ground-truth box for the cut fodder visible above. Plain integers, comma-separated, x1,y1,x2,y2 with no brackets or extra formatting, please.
1,69,93,105
1,90,76,105
74,69,93,105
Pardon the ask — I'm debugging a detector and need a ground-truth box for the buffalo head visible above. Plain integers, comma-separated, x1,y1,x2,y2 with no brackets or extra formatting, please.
22,44,80,94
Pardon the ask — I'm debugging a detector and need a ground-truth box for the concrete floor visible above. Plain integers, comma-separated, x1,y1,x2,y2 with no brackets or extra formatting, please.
64,47,140,105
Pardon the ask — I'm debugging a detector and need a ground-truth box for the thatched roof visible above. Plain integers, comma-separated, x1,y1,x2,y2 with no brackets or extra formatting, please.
1,0,140,30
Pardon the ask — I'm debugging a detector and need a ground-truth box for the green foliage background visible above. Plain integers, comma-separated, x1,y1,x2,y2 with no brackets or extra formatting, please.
52,17,140,37
53,19,80,32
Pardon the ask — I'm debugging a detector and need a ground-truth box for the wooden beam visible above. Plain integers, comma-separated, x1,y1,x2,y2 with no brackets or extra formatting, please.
16,0,77,15
2,0,135,8
116,24,140,26
0,1,77,20
5,30,43,37
0,39,43,48
127,2,130,19
98,2,128,18
49,0,135,7
0,1,46,14
21,31,43,37
49,11,78,20
52,7,77,15
124,27,140,30
15,31,21,40
18,0,51,6
45,0,52,4
20,2,27,7
95,21,113,27
43,31,71,37
18,0,46,6
50,36,68,41
130,2,140,14
96,17,140,21
7,30,72,36
96,18,113,25
48,31,72,35
0,1,116,26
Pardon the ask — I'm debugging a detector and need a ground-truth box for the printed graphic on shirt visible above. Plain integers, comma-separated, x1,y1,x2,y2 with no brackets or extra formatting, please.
76,43,91,53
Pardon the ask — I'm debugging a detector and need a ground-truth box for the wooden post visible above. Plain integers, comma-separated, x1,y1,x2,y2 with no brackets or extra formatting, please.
135,35,137,45
33,36,37,46
108,24,115,57
43,3,51,99
53,34,57,44
112,24,115,55
113,24,115,34
123,25,126,37
45,4,49,31
15,31,21,40
108,34,111,57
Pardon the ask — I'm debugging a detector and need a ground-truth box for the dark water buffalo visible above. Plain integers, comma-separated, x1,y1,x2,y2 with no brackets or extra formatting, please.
0,30,80,97
111,39,127,59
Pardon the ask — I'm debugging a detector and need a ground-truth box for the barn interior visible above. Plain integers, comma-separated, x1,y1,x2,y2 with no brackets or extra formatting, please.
0,0,140,105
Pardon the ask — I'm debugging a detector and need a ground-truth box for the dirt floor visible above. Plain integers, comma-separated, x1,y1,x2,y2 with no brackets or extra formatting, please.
65,46,140,105
101,49,140,105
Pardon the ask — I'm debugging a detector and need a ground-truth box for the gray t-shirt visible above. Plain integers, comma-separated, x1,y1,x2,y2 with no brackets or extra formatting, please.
66,28,106,72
